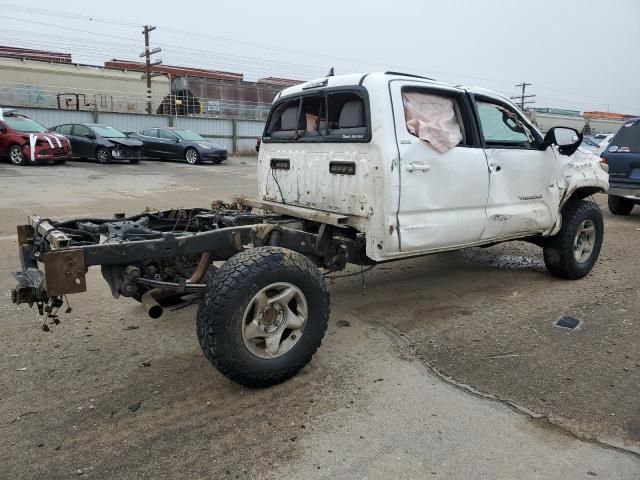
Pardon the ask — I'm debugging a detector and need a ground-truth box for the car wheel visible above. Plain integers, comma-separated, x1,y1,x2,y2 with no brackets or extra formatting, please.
185,147,200,165
129,158,140,164
53,159,67,165
608,195,635,216
96,147,112,164
196,247,330,387
543,200,604,279
9,145,29,166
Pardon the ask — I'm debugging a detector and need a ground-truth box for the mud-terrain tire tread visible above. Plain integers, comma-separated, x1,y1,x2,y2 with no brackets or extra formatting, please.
196,246,330,388
543,200,604,280
607,195,635,216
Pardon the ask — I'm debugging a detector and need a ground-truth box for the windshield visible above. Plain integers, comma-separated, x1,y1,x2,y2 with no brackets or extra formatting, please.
3,115,48,133
174,129,204,141
608,120,640,153
90,125,127,138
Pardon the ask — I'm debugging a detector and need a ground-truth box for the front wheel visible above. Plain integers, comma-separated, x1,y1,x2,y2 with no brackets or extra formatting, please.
543,200,604,279
608,195,635,216
185,147,200,165
196,247,330,387
96,147,112,164
9,146,29,166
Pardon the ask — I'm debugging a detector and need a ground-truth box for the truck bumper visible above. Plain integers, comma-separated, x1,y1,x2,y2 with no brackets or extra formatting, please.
608,187,640,200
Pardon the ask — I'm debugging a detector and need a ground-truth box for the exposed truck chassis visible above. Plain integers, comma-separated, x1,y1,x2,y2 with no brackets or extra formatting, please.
12,200,367,314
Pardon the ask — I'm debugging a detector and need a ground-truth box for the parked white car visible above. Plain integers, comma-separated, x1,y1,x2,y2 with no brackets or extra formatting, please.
595,133,615,153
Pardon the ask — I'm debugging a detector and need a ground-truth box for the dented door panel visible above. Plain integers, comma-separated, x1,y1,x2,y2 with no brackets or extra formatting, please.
482,148,560,239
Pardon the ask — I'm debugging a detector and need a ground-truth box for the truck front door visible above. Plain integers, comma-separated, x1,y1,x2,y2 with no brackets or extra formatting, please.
391,81,490,252
473,95,560,239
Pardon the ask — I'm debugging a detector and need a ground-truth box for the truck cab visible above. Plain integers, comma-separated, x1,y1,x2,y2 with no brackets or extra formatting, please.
257,72,608,262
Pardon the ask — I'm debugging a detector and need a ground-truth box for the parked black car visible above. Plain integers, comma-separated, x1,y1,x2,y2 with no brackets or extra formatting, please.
50,123,144,164
129,128,227,164
601,118,640,215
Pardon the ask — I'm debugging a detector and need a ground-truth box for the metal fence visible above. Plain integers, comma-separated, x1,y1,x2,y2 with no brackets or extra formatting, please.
10,107,264,155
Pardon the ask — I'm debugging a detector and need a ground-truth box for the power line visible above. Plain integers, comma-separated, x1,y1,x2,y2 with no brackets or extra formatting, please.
140,25,162,114
510,82,535,111
0,5,628,112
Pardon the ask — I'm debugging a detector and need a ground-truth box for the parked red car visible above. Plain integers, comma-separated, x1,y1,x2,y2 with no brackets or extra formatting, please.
0,109,71,165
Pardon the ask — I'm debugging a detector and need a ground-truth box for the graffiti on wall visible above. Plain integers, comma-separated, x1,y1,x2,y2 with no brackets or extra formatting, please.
0,84,54,108
0,84,131,112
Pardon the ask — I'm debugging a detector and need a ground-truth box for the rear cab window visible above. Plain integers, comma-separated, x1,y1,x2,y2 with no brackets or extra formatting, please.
263,87,370,143
607,119,640,153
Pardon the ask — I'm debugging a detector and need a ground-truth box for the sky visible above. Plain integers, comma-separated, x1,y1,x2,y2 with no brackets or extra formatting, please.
1,0,639,113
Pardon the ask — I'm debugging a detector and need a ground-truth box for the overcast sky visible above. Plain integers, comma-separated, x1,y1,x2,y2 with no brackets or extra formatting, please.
1,0,639,113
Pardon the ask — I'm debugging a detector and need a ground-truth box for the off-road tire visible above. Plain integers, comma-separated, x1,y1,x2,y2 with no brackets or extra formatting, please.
196,247,330,387
185,147,200,165
96,147,112,164
9,145,28,166
608,195,635,216
543,200,604,279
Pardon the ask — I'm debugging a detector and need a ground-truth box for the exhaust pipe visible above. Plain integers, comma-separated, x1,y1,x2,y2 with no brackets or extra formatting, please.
141,289,164,319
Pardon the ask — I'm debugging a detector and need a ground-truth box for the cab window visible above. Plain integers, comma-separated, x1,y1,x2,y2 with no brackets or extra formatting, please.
73,125,92,138
476,100,537,149
158,129,177,140
263,88,370,143
55,124,73,135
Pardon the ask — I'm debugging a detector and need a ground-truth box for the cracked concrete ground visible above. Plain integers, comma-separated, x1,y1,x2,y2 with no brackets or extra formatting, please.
1,158,638,479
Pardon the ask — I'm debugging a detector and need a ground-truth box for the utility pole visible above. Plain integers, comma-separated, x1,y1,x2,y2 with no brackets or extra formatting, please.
140,25,162,114
510,82,535,111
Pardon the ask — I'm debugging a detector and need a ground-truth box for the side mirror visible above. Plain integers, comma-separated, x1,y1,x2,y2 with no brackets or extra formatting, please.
175,137,181,143
543,127,582,156
87,133,96,140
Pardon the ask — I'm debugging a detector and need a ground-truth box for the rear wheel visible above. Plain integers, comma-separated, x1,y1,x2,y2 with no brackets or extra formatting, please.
196,247,330,387
543,200,604,279
185,147,200,165
608,195,635,216
9,146,28,166
96,147,112,164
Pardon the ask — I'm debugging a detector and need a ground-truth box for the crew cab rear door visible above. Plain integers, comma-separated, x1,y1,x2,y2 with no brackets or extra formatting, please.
605,119,640,188
390,81,490,252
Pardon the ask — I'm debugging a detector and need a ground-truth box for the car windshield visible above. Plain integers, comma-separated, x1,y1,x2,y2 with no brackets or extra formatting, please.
174,129,204,141
609,121,640,153
3,115,48,133
90,125,127,138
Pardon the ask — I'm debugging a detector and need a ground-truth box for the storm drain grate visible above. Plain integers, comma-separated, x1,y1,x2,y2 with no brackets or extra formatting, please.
555,316,581,330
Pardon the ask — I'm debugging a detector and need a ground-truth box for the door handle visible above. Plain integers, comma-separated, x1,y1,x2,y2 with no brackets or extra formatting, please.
489,163,502,173
406,162,431,173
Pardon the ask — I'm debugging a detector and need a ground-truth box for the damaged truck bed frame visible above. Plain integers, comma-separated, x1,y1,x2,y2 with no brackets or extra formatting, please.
13,201,365,312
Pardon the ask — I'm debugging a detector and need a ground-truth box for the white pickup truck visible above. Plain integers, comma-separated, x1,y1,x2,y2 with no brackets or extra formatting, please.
11,72,608,387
